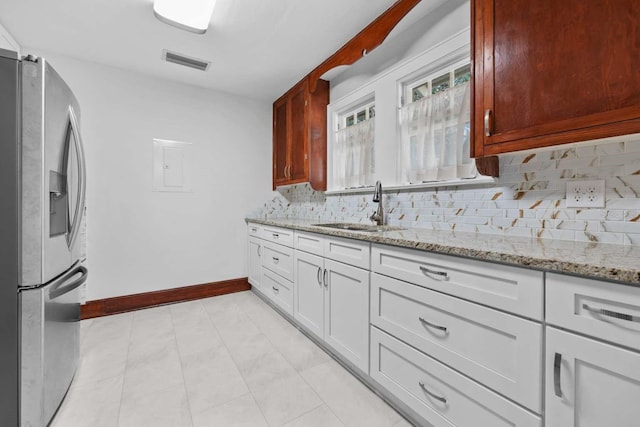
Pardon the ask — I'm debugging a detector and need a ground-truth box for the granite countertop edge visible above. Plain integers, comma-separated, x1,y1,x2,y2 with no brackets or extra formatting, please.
245,218,640,287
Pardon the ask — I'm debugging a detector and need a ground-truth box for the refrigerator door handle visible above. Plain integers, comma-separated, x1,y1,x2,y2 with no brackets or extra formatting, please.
49,265,88,300
66,106,87,249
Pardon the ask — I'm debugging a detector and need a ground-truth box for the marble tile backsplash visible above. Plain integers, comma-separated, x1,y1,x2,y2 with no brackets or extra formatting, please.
251,138,640,246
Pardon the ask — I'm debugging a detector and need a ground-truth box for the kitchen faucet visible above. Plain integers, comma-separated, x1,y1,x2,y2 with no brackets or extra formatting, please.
370,180,384,225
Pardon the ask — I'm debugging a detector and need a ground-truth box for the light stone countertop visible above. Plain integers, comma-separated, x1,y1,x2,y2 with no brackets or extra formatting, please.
246,217,640,286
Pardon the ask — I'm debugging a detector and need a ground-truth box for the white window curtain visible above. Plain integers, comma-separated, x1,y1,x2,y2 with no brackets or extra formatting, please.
399,82,476,183
333,118,375,189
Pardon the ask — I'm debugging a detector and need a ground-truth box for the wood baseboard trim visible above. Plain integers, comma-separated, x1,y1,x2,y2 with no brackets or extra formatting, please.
81,278,251,319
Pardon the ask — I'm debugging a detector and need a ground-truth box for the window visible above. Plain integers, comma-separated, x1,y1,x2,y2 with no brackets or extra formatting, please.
409,64,471,103
333,99,376,189
399,61,475,184
340,101,376,129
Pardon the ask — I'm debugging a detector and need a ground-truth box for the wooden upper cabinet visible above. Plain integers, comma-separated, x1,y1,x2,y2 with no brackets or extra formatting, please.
471,0,640,157
273,98,289,185
272,77,329,190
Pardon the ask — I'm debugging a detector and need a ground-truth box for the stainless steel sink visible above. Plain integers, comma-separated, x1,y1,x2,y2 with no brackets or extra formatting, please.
312,223,404,232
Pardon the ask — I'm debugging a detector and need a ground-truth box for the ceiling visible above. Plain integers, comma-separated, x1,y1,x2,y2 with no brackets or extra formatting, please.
0,0,442,101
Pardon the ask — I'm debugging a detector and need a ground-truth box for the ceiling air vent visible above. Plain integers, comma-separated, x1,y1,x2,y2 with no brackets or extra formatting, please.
162,49,211,71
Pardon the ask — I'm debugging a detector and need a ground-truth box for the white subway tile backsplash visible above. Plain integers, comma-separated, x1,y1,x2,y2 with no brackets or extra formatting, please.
625,140,640,153
251,138,640,246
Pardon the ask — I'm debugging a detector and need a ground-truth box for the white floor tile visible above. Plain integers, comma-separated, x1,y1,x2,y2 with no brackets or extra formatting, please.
282,404,345,427
251,374,323,426
392,418,415,427
191,394,268,427
50,374,123,427
267,329,330,372
236,350,298,391
181,346,249,414
122,340,185,400
301,360,402,427
61,291,409,427
74,338,129,388
172,303,224,357
117,385,192,427
218,319,278,366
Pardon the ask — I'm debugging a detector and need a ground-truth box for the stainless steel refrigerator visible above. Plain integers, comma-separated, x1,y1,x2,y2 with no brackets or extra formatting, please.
0,48,88,427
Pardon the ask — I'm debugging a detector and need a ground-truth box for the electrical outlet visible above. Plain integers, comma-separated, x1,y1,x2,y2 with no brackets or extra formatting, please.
566,180,605,208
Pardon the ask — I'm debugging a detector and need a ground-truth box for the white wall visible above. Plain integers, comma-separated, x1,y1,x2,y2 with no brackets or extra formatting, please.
0,20,20,53
28,51,273,300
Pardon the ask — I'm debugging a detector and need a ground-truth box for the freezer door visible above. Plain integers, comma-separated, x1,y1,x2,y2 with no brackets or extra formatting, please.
21,58,87,287
20,262,87,427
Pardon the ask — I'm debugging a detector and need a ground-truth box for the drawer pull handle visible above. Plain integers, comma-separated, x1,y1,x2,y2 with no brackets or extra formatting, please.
419,266,449,280
272,286,279,293
419,317,449,334
554,352,562,398
418,381,447,405
272,257,279,264
582,303,639,323
317,267,322,285
273,233,279,239
323,269,328,288
251,227,257,232
484,109,492,137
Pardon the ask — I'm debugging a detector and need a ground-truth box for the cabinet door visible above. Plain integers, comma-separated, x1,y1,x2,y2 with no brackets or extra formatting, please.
324,259,370,373
273,96,289,187
294,251,324,339
248,237,262,290
289,83,308,182
545,327,640,427
472,0,640,156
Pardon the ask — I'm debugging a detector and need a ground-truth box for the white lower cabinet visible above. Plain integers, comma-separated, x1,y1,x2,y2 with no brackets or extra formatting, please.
370,327,541,427
294,250,324,338
248,236,262,290
248,223,640,427
324,258,370,373
545,326,640,427
294,249,370,373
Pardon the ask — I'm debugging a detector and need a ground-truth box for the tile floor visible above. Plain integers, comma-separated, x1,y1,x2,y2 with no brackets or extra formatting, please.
51,290,412,427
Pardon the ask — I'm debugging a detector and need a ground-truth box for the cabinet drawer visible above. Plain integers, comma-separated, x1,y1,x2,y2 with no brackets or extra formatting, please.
262,268,293,316
263,242,294,282
247,222,262,237
262,226,294,247
370,328,541,427
546,273,640,352
371,244,543,320
371,273,542,412
294,231,324,256
325,236,370,270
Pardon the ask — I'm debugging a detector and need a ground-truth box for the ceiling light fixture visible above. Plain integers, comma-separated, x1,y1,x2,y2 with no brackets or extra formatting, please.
153,0,217,34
